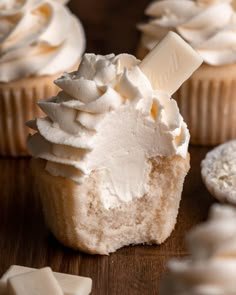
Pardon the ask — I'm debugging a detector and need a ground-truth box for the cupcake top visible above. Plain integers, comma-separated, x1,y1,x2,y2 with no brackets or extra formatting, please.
138,0,236,66
161,204,236,295
0,0,85,82
27,52,190,209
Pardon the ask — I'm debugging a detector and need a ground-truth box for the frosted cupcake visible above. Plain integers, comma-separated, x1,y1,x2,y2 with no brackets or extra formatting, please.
161,204,236,294
138,0,236,145
0,0,85,156
27,32,202,254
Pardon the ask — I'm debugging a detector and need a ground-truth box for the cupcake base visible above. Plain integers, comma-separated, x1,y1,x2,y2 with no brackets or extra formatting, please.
32,154,190,255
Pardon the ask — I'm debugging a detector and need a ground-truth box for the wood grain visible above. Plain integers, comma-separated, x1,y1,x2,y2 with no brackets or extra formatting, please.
0,1,216,294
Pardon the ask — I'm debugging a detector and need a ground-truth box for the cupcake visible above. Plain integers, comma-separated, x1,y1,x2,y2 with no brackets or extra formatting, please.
27,32,202,254
138,0,236,145
0,0,85,156
161,204,236,294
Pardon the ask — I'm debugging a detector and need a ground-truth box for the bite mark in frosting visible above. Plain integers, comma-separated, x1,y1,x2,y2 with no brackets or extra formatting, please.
27,53,190,209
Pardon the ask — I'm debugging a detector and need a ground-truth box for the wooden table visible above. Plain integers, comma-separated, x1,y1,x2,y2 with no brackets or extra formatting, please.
0,1,216,294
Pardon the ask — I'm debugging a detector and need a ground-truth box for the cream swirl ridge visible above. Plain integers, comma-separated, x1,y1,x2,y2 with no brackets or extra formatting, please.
161,205,236,295
0,0,85,81
138,0,236,66
27,53,189,209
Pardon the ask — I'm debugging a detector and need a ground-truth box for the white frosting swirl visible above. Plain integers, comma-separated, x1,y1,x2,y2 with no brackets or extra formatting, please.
138,0,236,66
0,0,85,82
161,205,236,295
27,53,189,209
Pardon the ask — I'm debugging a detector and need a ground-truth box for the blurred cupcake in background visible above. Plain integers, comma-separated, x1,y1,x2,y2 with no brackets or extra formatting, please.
160,204,236,294
0,0,85,156
138,0,236,145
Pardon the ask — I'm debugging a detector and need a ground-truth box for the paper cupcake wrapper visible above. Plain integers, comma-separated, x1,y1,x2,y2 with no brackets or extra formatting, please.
39,175,77,248
0,75,59,156
174,74,236,146
0,62,80,157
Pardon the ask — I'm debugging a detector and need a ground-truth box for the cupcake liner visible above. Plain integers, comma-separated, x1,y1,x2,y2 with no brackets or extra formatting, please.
174,63,236,145
0,66,81,156
0,74,60,156
201,140,236,205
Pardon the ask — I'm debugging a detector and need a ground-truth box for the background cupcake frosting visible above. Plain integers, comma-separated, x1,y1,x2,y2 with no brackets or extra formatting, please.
139,0,236,66
0,0,86,82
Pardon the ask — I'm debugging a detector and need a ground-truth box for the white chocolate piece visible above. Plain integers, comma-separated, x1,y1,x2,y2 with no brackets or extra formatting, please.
139,31,203,95
54,272,92,295
7,267,63,295
0,265,92,295
0,266,33,295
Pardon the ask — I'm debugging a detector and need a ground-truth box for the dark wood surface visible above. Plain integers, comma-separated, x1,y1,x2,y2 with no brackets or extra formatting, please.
0,1,216,294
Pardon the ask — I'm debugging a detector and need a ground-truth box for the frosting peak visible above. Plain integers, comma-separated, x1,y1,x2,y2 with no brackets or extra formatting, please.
161,205,236,295
0,0,85,82
139,0,236,66
27,53,189,209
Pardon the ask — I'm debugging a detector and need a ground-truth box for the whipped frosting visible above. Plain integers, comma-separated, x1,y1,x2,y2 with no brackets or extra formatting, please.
27,53,189,209
161,205,236,295
138,0,236,66
0,0,85,82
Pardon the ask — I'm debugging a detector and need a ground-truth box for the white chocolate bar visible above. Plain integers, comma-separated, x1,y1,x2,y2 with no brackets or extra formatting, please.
139,31,203,95
8,267,63,295
0,265,92,295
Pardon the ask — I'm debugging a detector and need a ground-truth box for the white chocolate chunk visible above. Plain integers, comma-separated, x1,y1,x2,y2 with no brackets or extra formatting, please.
0,266,33,295
8,267,63,295
139,31,203,95
0,265,92,295
54,272,92,295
